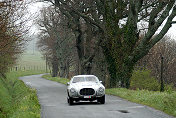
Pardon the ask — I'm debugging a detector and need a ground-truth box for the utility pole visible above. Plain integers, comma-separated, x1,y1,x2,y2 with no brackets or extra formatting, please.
46,55,48,73
160,54,164,92
147,53,165,92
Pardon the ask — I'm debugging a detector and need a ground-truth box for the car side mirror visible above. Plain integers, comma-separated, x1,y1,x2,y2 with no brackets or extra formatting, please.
67,82,70,85
100,81,102,83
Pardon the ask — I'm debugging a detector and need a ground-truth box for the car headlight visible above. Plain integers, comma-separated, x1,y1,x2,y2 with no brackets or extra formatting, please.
99,87,104,92
70,88,76,93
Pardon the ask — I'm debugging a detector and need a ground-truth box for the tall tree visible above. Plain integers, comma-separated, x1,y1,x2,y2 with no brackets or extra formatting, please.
37,7,76,77
44,0,176,88
55,7,98,75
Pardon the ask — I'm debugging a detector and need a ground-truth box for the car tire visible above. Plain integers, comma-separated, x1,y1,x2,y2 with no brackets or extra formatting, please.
101,95,105,104
69,97,73,105
67,97,69,103
98,95,105,104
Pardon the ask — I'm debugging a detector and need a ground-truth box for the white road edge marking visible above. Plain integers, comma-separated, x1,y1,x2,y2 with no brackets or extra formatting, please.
127,106,145,109
26,82,31,85
109,100,122,101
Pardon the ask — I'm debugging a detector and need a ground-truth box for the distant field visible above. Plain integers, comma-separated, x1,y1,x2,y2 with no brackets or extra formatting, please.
14,50,47,71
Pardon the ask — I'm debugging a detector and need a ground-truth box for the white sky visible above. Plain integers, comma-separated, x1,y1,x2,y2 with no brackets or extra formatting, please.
167,17,176,39
27,2,46,35
27,2,176,39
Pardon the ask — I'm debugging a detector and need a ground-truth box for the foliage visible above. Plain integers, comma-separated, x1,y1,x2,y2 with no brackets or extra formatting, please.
130,70,160,91
0,71,44,118
106,88,176,117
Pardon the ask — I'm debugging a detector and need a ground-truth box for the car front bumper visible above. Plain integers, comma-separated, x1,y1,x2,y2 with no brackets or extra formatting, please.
71,95,104,101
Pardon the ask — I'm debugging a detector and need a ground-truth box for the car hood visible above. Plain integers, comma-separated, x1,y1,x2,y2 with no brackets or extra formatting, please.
71,82,101,90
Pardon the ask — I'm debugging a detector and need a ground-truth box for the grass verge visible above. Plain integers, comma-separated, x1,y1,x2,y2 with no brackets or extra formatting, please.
106,88,176,117
42,74,176,117
0,70,45,118
42,74,69,85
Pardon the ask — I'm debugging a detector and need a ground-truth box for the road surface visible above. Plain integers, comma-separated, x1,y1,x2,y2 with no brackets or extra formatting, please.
20,74,173,118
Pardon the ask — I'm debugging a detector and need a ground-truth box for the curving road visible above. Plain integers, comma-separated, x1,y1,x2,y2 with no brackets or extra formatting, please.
20,74,173,118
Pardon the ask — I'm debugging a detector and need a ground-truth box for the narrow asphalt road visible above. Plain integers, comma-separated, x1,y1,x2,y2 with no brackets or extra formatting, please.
20,74,173,118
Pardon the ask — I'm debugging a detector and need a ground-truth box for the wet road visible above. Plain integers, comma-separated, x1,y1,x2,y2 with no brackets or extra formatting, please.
20,74,173,118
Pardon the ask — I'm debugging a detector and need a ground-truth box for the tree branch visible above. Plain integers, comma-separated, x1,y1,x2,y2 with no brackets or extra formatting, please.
54,0,104,32
130,1,175,63
141,1,175,45
149,5,176,48
171,21,176,24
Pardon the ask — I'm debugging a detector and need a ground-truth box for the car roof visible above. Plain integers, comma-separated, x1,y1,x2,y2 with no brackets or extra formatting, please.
73,75,97,78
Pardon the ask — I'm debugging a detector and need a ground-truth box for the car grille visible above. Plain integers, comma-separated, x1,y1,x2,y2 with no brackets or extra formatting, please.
80,88,95,96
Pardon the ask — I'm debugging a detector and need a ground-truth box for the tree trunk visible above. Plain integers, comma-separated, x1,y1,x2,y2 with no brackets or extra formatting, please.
59,62,65,78
52,57,59,77
103,46,135,88
102,46,118,88
118,62,134,89
101,14,137,88
75,21,95,75
65,60,69,78
75,22,84,75
80,61,92,75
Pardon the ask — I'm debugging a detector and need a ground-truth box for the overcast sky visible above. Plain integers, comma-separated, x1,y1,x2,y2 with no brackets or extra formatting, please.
28,2,176,39
27,2,46,35
25,1,49,52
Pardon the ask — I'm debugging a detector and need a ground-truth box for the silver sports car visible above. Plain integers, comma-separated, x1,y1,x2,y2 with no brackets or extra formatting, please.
67,75,105,105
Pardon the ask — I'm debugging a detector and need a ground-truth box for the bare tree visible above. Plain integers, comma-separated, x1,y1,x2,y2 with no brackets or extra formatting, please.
137,36,176,87
37,6,77,77
0,0,30,77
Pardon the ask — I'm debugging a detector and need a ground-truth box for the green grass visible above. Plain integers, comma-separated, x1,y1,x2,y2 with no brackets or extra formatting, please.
42,74,176,117
106,88,176,117
42,74,69,85
0,70,45,118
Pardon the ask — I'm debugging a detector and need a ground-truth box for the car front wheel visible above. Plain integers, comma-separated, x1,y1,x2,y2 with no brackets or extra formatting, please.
67,97,69,103
98,95,105,104
68,96,73,105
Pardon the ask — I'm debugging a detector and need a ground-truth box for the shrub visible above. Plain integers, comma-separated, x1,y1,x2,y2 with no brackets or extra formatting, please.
130,69,160,91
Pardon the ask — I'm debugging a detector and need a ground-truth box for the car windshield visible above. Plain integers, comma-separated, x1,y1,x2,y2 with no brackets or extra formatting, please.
72,76,98,83
72,77,85,83
85,77,97,82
